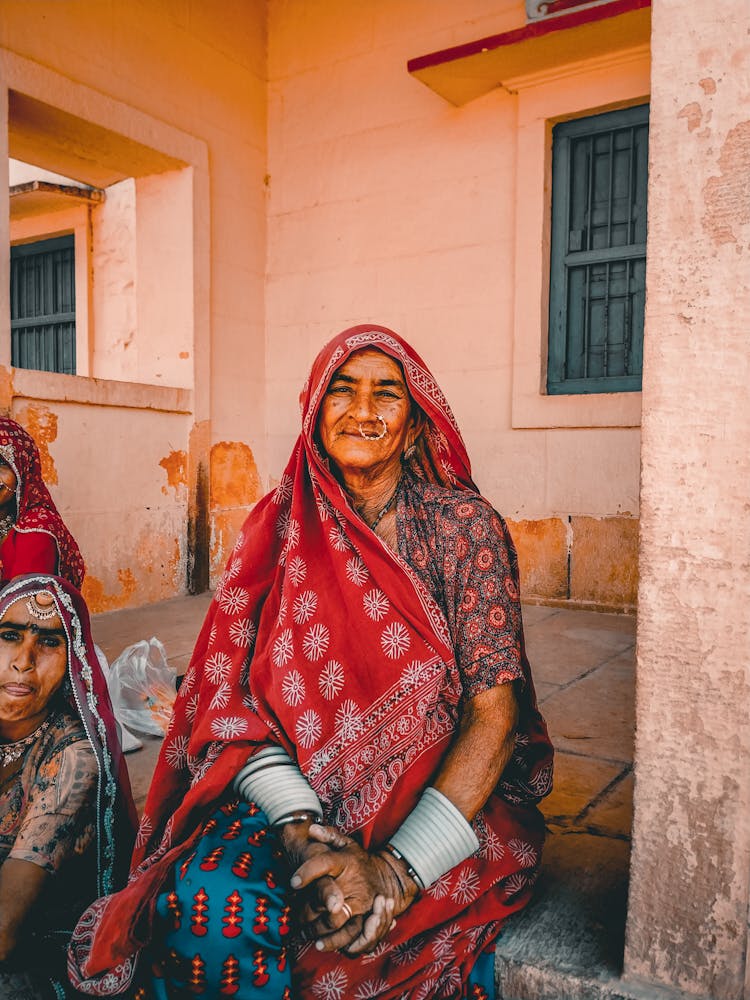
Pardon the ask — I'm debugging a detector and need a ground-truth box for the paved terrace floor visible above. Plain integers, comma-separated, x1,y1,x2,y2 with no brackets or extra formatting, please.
92,596,636,999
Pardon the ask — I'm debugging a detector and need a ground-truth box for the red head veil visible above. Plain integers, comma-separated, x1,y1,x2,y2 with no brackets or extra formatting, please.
0,418,85,587
70,326,490,991
0,574,136,892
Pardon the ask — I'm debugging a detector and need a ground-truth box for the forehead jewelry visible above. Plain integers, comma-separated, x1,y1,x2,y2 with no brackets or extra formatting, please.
358,415,388,441
25,590,57,621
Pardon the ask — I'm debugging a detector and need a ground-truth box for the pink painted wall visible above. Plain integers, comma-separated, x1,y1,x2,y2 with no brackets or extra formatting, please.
1,0,268,608
3,1,648,611
265,0,644,608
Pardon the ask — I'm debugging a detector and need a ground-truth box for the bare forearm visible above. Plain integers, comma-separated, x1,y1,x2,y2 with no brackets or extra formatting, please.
432,682,518,820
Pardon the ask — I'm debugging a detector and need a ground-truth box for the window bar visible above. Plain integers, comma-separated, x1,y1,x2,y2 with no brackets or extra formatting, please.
607,129,614,249
10,262,17,323
627,126,635,244
603,260,610,376
580,137,595,379
624,257,632,375
56,252,63,317
43,253,51,317
25,259,33,320
585,135,595,251
582,264,592,379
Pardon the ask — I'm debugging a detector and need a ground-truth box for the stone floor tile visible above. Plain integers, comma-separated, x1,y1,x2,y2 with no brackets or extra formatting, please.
541,752,624,828
525,615,634,688
93,593,213,815
496,829,631,982
541,653,635,764
528,606,634,633
581,771,634,839
92,592,213,665
534,680,561,703
167,652,194,676
522,604,562,627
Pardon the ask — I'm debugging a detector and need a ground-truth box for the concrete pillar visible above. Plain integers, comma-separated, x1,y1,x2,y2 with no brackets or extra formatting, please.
625,1,750,998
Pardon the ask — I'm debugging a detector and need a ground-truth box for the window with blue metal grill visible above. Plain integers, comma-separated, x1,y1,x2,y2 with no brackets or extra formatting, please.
10,235,76,375
548,103,648,394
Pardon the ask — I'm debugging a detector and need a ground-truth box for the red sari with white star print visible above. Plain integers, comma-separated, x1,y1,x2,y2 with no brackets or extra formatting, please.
70,326,552,999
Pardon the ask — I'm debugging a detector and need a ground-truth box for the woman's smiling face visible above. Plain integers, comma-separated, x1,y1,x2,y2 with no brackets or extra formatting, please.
0,594,67,738
317,349,417,483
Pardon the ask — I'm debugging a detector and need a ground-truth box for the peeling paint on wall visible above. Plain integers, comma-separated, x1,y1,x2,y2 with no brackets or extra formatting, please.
15,403,59,484
210,507,250,584
507,517,569,602
677,101,703,133
83,568,137,613
702,120,750,247
207,441,262,585
210,441,261,509
159,449,188,495
0,368,14,413
570,515,639,609
508,515,639,612
82,531,184,614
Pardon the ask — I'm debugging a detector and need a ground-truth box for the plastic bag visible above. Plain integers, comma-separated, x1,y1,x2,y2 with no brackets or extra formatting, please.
105,637,177,738
95,644,142,753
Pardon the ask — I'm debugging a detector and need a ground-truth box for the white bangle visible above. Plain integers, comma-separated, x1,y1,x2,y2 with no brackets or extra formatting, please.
388,787,479,889
233,747,323,826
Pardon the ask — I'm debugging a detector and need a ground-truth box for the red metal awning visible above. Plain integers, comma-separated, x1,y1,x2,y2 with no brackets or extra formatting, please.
407,0,651,105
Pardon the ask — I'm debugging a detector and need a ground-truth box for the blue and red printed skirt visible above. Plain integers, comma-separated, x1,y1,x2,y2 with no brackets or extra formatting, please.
133,799,495,1000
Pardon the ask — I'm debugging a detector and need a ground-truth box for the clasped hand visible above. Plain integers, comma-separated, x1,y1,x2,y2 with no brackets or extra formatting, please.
288,824,417,954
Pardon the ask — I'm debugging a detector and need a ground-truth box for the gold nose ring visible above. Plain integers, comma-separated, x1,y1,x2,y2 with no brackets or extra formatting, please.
358,416,387,441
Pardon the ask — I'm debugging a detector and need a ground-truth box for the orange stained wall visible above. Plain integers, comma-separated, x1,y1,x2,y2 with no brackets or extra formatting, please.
1,0,268,610
266,0,646,611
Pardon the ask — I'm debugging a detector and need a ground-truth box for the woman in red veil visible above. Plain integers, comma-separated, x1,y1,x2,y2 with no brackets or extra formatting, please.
70,326,552,999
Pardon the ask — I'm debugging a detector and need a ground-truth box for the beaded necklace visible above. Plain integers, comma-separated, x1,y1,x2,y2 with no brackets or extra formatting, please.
367,481,400,532
0,714,53,768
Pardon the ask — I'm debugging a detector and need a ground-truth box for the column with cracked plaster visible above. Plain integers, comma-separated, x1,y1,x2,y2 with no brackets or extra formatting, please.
625,0,750,998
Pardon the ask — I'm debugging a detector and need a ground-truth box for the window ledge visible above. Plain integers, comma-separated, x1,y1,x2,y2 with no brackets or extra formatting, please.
10,180,104,222
512,385,642,428
8,368,193,414
407,0,651,106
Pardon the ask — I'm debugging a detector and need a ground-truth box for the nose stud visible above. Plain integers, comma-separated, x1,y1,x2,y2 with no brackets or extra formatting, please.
358,416,387,441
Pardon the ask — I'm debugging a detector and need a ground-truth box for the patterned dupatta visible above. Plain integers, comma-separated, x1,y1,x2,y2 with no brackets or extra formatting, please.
70,327,547,995
0,418,85,587
0,574,136,895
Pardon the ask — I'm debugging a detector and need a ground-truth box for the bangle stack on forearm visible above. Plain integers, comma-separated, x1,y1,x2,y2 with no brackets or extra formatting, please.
234,756,476,894
388,787,479,889
233,745,323,826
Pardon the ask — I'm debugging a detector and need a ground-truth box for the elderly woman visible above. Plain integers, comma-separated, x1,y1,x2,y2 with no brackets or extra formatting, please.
0,419,85,588
70,326,553,999
0,574,135,999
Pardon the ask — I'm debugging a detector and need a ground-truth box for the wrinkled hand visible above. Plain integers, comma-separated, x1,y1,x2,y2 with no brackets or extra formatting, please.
290,824,418,954
276,819,348,938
